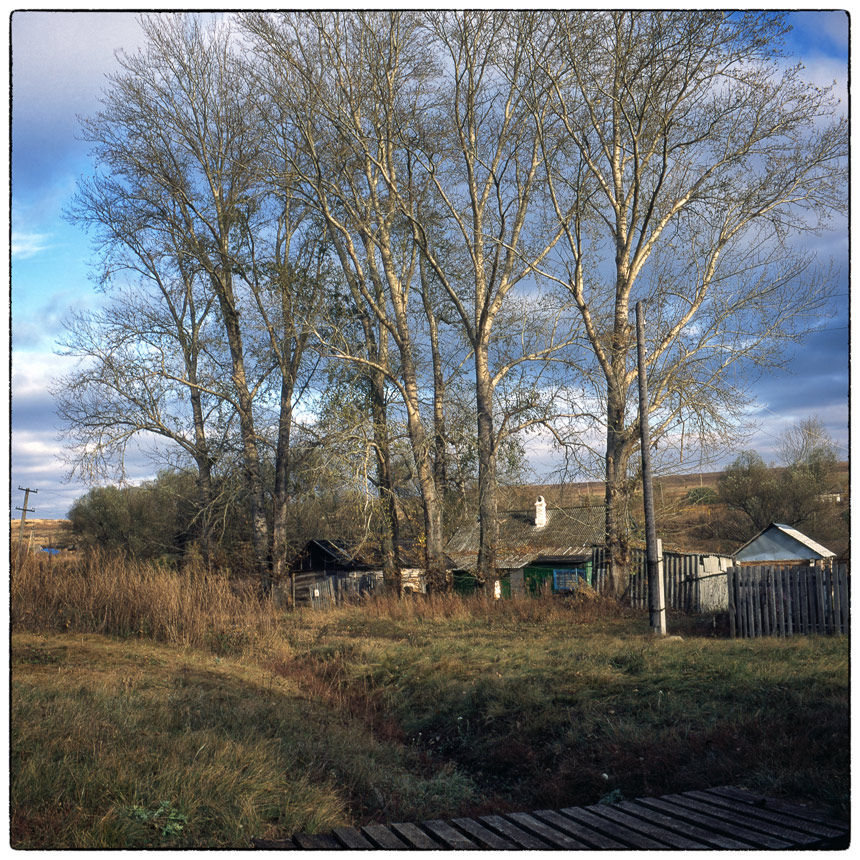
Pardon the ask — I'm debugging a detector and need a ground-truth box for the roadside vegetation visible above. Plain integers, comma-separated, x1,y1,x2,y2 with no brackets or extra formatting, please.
11,552,849,848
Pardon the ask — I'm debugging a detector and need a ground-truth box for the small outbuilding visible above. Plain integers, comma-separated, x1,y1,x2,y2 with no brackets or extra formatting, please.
733,523,836,567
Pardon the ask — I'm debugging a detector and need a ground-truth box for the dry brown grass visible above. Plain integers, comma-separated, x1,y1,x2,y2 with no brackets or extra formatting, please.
11,550,622,655
10,550,849,847
10,551,284,656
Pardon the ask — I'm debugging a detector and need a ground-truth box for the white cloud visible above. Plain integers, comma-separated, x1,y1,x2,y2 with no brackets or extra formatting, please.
11,230,51,259
13,430,64,464
12,12,147,119
12,351,78,397
797,57,849,111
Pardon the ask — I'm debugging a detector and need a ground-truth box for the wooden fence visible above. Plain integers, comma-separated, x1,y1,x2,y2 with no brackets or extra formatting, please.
727,565,849,638
592,547,731,613
307,577,337,610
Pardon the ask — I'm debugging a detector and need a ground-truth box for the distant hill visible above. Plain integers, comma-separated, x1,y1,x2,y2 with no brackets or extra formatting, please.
509,461,849,502
504,461,849,558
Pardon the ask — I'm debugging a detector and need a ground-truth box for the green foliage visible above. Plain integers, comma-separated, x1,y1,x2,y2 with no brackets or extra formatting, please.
717,418,841,541
717,451,778,533
124,801,188,838
66,470,257,567
67,473,195,561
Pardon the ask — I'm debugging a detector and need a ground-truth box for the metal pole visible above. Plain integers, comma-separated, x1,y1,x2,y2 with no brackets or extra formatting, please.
635,303,666,635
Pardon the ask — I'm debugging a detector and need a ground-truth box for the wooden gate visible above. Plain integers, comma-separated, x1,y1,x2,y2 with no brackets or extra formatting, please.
727,564,849,638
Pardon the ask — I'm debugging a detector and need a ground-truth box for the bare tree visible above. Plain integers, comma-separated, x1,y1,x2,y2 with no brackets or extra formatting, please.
74,14,323,587
58,172,228,555
396,11,577,585
532,11,847,593
243,10,456,589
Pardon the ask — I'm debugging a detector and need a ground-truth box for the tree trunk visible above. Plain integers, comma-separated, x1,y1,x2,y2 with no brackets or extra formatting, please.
475,344,497,587
213,268,270,588
188,376,216,562
271,373,293,589
605,384,632,598
419,258,449,508
370,367,401,594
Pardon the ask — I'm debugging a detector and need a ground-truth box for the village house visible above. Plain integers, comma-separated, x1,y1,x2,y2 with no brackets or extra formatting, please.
446,496,606,596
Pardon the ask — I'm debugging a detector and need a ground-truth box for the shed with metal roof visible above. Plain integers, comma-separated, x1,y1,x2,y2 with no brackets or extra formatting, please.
733,523,836,565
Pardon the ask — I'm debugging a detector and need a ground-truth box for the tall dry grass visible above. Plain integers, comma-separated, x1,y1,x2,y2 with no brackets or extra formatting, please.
11,551,623,653
10,551,284,655
350,583,625,626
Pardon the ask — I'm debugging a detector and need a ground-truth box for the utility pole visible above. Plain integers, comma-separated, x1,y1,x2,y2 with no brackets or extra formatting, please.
16,486,38,545
635,303,666,636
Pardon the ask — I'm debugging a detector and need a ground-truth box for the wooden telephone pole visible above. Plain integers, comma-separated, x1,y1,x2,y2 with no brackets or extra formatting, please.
16,486,38,549
635,303,667,636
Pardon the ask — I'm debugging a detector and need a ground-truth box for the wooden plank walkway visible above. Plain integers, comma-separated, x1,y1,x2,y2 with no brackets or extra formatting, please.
252,785,849,850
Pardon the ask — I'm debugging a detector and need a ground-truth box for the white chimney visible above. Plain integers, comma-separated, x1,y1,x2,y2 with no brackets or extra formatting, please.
535,496,547,528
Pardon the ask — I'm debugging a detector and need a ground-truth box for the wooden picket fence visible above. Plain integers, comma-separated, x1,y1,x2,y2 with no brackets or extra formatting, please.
727,565,849,638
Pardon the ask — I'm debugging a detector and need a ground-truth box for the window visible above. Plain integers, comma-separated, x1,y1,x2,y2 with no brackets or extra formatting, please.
553,568,587,592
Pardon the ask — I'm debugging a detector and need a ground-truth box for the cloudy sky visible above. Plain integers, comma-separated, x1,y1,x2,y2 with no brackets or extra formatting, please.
8,9,851,519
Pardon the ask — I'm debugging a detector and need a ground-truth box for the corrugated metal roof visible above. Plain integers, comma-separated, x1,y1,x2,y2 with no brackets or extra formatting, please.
734,523,836,562
309,539,357,566
447,505,604,571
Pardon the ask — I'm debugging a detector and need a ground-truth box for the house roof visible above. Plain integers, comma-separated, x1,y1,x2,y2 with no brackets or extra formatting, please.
734,523,836,562
447,504,605,571
306,539,362,566
299,538,430,570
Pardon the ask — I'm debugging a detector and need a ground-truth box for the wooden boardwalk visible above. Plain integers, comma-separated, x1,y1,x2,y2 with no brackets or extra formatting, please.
252,785,849,850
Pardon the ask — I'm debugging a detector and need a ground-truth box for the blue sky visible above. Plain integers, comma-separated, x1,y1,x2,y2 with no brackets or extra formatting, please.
8,9,851,519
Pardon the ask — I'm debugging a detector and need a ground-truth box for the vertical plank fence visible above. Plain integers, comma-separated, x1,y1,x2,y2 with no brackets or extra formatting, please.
308,577,336,610
727,565,849,638
591,547,730,613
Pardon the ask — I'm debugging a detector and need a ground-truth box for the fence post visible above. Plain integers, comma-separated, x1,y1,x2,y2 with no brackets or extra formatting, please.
737,569,746,638
798,569,807,633
754,567,764,638
831,565,842,635
817,567,827,634
768,567,777,635
827,566,837,635
761,567,771,637
791,567,806,634
838,565,849,634
727,567,736,638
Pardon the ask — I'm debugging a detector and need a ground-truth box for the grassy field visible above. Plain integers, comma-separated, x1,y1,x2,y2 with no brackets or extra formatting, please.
10,553,850,848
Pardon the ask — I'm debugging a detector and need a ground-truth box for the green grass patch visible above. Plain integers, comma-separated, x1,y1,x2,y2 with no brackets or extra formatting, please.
276,604,850,818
